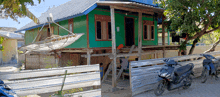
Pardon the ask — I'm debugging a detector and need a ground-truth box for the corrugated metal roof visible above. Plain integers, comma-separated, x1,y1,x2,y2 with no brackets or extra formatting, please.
16,0,99,32
16,0,163,32
0,31,23,39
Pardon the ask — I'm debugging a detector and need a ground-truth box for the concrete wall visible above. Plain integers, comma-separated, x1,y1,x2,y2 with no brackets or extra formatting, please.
1,38,18,64
25,54,56,69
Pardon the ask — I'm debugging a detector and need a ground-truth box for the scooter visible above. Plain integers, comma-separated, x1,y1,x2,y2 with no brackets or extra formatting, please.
0,80,18,97
200,54,219,83
154,59,194,96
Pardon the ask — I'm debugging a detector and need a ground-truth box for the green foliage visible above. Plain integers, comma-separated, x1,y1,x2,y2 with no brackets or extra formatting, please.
0,0,43,22
44,56,58,68
52,88,84,96
66,60,73,66
155,0,220,51
0,37,4,51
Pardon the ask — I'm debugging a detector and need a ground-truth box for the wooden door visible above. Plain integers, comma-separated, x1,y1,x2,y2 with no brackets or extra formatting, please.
70,54,80,66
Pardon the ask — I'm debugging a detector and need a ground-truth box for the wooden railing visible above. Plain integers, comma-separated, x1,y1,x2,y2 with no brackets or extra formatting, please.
0,64,101,96
129,51,220,96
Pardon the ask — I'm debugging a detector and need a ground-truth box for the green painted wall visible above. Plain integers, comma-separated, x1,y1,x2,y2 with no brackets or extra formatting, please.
88,9,158,48
58,15,87,48
25,28,38,45
25,15,87,48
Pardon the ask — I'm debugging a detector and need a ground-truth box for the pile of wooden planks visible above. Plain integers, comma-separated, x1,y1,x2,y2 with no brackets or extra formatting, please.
0,64,101,96
129,51,220,96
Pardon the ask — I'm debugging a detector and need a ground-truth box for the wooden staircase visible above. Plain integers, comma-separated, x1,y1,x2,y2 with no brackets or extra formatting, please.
102,45,135,82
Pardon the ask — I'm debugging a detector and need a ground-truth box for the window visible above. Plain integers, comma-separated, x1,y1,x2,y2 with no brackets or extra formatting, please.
96,21,102,39
47,26,54,37
108,22,112,39
68,19,74,33
143,20,154,40
95,15,111,41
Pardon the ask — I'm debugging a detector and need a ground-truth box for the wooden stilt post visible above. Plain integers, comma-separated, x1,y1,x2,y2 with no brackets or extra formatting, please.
110,6,117,89
138,12,142,60
87,49,91,65
162,15,166,58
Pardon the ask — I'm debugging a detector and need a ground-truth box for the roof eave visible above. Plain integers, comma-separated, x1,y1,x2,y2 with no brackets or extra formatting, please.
15,2,98,33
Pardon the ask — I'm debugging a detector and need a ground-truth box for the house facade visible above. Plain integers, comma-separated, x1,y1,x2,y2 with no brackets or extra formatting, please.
17,0,179,69
0,27,23,65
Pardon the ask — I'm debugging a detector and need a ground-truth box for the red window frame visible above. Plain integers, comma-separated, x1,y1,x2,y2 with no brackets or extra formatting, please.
143,20,155,40
95,15,112,41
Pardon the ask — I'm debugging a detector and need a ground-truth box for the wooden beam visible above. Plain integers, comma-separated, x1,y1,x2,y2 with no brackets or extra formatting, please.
138,12,143,60
162,16,166,58
87,49,91,65
87,14,90,48
110,7,117,88
82,51,163,59
61,50,93,53
86,14,91,65
116,51,163,58
111,6,154,15
81,53,111,58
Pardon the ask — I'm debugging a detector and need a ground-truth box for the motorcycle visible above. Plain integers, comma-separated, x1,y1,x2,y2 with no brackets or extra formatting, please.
200,54,219,83
0,80,18,97
154,59,194,96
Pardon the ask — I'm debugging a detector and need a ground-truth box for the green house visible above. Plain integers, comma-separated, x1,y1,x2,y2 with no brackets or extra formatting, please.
17,0,178,69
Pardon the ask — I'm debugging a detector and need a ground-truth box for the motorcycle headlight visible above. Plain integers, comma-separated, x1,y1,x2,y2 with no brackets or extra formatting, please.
160,73,167,77
212,59,218,63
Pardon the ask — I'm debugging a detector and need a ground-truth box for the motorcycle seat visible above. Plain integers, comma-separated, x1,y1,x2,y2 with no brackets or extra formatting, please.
174,63,193,76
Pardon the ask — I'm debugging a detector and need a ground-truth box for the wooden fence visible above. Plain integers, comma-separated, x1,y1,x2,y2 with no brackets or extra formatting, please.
0,64,101,96
129,51,220,96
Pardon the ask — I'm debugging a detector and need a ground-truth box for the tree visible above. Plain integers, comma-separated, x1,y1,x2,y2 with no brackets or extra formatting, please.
155,0,220,55
0,0,43,23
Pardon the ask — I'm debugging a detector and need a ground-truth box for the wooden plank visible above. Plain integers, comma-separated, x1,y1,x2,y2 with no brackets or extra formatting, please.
15,80,100,96
110,6,117,88
81,51,163,58
129,53,220,96
116,45,135,80
110,5,154,15
138,12,142,60
87,49,91,65
63,89,101,97
4,72,98,84
130,54,202,67
132,83,155,96
131,73,158,90
8,72,100,90
0,64,99,80
19,64,99,73
102,61,112,82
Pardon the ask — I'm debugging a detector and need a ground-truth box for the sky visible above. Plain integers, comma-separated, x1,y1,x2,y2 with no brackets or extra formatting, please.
0,0,72,33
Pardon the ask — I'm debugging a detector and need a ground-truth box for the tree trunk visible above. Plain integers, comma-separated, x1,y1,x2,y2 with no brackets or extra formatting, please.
188,38,200,55
204,37,220,53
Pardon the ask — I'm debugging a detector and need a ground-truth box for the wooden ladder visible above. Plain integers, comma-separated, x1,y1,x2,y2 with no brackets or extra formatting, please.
102,45,135,82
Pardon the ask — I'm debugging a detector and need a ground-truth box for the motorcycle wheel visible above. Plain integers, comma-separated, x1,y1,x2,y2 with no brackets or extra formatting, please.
183,75,192,89
154,80,166,96
201,68,209,83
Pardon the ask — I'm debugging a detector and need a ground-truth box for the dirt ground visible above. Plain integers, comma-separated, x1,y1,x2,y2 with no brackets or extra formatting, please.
101,75,220,97
20,75,220,97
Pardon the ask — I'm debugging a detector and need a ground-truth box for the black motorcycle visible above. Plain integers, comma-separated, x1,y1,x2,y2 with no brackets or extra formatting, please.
200,54,219,83
154,59,194,96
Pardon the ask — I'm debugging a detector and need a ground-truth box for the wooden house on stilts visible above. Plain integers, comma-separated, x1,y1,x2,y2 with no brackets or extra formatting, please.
16,0,180,89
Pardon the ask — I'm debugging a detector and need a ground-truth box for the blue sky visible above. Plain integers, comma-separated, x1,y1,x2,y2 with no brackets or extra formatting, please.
0,0,72,32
